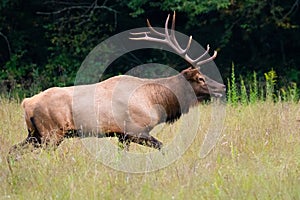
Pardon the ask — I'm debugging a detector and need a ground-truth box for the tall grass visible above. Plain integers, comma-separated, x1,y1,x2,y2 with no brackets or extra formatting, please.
1,97,299,199
0,66,299,199
227,64,299,104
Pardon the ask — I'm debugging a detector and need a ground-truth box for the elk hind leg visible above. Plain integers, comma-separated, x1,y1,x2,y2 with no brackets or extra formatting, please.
7,130,42,172
8,116,43,160
8,129,42,158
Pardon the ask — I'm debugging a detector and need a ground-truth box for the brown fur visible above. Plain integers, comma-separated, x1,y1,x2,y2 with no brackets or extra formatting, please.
7,67,225,162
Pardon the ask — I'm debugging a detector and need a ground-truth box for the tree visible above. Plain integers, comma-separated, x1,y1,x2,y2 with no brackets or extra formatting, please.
0,0,299,94
122,0,300,82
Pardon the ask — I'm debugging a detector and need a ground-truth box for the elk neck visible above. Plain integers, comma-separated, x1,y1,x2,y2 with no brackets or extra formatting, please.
145,73,197,123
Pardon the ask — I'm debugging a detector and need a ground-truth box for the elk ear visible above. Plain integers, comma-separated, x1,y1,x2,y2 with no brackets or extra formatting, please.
182,69,188,76
182,69,192,79
182,67,198,80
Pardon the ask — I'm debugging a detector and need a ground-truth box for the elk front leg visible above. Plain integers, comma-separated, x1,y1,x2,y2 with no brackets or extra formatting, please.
127,132,163,150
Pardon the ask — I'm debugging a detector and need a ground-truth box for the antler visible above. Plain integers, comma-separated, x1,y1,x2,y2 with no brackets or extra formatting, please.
130,11,217,69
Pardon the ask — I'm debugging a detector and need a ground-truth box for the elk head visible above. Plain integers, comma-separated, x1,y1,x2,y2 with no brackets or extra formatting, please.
130,11,225,100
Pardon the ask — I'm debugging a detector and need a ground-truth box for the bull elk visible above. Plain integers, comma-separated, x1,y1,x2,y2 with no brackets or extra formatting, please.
8,12,225,163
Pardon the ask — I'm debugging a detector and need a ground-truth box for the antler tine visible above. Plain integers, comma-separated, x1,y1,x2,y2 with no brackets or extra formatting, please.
164,13,189,57
170,11,192,56
146,19,165,37
171,11,176,31
129,15,169,42
192,44,210,64
164,14,171,43
167,12,214,68
129,31,166,43
129,11,217,69
196,50,217,68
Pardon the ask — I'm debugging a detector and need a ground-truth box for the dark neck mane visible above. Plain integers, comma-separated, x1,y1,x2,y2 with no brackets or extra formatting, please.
145,74,197,123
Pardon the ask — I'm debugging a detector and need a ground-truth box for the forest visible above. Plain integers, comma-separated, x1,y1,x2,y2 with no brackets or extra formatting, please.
0,0,299,97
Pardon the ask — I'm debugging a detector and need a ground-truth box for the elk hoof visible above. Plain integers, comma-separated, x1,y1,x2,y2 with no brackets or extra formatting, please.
155,141,163,150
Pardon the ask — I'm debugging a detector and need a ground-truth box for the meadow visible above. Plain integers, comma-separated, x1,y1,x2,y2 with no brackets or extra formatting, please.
0,95,300,199
0,67,299,199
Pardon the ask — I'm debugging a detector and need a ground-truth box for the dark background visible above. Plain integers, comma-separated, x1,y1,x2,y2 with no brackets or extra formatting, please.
0,0,299,95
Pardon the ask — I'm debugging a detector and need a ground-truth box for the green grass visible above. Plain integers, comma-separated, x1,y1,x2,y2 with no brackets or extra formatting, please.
1,97,300,199
227,64,299,105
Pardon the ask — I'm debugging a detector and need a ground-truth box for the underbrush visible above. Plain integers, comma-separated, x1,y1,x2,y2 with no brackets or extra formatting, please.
227,63,299,105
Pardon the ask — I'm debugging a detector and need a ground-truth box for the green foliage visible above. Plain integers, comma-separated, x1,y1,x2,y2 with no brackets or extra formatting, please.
0,0,299,97
288,83,299,102
127,0,148,17
226,67,299,105
2,52,26,79
228,63,238,105
122,0,300,73
240,76,248,105
226,78,231,104
264,69,277,101
127,0,231,17
280,82,299,102
249,72,258,103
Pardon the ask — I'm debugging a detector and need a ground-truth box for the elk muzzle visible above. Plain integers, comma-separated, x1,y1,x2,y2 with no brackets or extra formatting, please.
205,75,226,98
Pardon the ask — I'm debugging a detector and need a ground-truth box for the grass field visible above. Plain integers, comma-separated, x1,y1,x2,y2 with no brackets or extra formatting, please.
1,97,300,199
